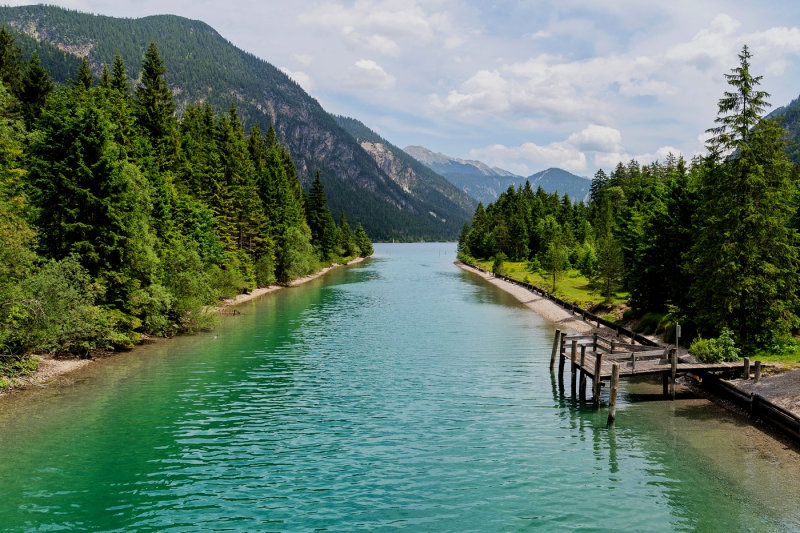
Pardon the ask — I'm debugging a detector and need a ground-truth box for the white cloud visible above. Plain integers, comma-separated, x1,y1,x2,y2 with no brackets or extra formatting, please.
279,67,314,92
345,59,396,90
298,0,453,54
664,14,740,71
567,125,623,153
471,141,588,174
294,54,313,67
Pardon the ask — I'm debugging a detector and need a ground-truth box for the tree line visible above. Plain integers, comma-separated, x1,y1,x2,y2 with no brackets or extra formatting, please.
0,28,372,358
459,46,799,351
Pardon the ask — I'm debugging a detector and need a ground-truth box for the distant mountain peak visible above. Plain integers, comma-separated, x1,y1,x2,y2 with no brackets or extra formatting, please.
405,145,591,204
403,145,521,178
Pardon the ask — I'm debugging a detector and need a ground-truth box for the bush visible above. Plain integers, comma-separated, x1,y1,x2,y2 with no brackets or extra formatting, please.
16,256,117,355
690,328,741,363
492,253,507,276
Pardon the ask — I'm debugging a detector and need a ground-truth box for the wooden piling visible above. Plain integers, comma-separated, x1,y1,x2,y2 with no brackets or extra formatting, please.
630,352,635,374
593,351,603,408
550,329,561,371
570,340,578,396
579,345,587,401
593,333,598,351
754,361,762,383
558,337,567,381
743,357,751,380
670,348,677,400
607,363,620,425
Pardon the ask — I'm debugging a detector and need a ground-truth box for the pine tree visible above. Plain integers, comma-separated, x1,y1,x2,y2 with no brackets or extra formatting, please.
305,170,337,258
0,25,22,96
689,45,799,346
19,51,52,128
134,42,176,170
73,57,93,90
354,223,373,257
111,52,129,94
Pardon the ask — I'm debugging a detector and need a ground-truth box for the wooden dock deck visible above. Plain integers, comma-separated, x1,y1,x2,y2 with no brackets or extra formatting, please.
550,330,767,424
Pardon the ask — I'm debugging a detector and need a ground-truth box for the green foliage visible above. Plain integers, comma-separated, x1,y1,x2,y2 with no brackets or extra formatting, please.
690,328,741,363
0,6,465,241
9,256,120,355
690,46,799,348
0,356,39,389
0,36,376,357
354,223,373,257
492,253,507,276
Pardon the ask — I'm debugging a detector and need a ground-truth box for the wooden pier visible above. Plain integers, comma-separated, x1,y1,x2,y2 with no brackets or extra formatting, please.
550,329,763,424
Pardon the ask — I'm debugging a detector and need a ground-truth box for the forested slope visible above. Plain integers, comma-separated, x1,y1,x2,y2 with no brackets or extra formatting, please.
0,32,371,369
0,5,458,240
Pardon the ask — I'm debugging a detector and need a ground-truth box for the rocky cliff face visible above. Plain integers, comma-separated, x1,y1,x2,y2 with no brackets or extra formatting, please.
334,116,477,226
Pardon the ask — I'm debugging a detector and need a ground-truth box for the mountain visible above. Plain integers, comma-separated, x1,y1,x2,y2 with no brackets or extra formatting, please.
0,5,461,241
334,116,477,226
527,167,592,203
767,94,800,164
404,145,591,204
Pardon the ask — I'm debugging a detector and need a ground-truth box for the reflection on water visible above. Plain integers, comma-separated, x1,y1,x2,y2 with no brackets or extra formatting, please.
0,243,798,532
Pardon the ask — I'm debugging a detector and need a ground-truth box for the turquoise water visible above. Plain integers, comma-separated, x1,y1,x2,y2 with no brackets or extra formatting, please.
1,243,799,532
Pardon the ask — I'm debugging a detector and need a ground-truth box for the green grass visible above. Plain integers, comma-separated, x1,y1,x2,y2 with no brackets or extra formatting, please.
475,260,628,308
749,337,800,365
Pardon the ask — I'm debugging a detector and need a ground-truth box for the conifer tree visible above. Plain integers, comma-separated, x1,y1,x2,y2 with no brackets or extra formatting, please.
111,52,129,94
73,57,93,90
19,50,52,128
690,45,799,346
354,223,373,257
134,42,176,169
0,25,22,96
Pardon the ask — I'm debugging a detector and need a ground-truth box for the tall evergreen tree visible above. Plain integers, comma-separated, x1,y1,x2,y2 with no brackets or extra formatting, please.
689,45,799,346
0,25,22,96
73,57,93,90
134,42,176,170
19,50,52,128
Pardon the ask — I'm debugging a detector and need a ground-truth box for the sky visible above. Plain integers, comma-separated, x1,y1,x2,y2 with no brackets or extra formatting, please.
7,0,800,177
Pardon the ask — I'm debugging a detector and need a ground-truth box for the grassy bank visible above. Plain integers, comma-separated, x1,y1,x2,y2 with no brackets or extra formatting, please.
472,259,629,309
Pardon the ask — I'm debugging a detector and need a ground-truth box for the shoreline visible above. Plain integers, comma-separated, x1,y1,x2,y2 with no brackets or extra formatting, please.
456,261,596,335
457,260,800,440
1,256,368,399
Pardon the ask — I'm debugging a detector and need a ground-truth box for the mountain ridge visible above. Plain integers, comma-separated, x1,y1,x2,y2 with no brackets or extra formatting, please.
404,145,591,204
0,5,462,240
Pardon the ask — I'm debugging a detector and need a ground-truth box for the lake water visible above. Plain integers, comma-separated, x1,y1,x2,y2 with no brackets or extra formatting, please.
1,242,799,532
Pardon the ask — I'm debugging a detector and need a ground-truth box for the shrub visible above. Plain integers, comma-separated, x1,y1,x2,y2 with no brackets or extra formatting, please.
492,253,507,276
690,328,740,363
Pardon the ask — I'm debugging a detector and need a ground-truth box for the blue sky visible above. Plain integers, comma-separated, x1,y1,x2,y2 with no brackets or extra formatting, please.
7,1,800,177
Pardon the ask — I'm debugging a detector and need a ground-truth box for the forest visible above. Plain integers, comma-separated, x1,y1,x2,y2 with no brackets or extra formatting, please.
458,46,800,357
0,27,372,379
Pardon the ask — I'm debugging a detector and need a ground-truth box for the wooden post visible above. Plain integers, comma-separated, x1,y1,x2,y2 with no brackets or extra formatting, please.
743,357,751,380
662,375,669,397
630,352,635,374
593,351,603,408
670,348,677,400
754,361,762,383
558,336,567,381
593,333,598,351
579,345,587,401
610,342,615,354
570,340,578,396
550,329,561,371
607,363,620,425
